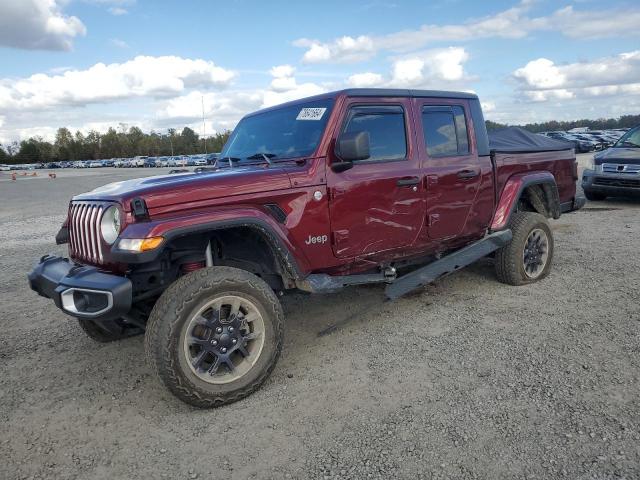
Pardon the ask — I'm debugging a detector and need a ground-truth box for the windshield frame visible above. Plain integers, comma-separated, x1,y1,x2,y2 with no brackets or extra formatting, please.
220,97,335,164
613,126,640,148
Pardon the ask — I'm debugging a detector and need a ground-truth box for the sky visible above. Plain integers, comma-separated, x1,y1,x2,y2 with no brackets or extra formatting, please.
0,0,639,144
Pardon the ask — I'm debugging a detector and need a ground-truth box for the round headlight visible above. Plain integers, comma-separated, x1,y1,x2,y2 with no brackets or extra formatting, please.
100,206,121,244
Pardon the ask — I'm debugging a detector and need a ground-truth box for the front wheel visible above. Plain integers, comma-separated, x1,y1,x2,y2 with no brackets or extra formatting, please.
494,212,554,286
144,267,284,408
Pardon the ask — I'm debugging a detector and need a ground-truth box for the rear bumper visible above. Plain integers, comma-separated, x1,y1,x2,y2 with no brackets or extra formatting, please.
582,169,640,197
28,255,132,321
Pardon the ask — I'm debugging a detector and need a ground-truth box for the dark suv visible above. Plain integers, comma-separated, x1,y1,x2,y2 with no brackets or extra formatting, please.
582,125,640,200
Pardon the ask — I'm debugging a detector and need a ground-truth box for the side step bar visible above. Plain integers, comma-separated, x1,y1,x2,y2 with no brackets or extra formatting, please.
300,230,512,298
385,230,512,300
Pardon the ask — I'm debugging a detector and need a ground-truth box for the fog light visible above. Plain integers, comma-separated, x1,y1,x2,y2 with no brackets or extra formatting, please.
60,288,113,317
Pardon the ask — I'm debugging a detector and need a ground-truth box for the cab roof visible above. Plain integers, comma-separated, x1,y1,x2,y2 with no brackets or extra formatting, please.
246,88,479,118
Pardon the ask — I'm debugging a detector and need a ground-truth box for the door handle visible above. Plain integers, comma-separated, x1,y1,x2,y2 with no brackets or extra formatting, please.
397,176,420,186
457,169,479,179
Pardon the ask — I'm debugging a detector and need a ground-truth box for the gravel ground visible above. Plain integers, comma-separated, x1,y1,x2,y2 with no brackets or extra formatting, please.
1,157,639,480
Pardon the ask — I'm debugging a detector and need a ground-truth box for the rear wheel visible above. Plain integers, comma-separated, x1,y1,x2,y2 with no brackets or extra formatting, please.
584,190,607,201
78,318,144,343
144,267,283,408
495,212,554,286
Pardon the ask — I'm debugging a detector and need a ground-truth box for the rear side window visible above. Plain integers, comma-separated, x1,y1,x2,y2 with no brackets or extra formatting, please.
422,105,469,157
342,105,407,162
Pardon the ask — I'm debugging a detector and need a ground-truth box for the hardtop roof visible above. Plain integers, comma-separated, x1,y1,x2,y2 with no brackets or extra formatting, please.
245,88,479,118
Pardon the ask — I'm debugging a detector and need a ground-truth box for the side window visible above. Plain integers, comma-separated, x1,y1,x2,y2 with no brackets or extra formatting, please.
422,105,470,157
342,105,407,162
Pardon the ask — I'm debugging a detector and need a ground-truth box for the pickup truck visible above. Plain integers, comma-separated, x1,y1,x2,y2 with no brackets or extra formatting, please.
28,88,584,407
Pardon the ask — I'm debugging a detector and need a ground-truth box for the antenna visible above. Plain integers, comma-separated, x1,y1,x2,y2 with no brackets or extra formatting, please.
201,95,207,154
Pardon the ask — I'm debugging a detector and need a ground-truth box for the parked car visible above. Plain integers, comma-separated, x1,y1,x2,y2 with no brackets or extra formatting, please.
192,156,207,166
543,132,593,153
156,156,170,167
206,153,220,165
131,156,147,167
582,124,640,201
89,161,102,168
28,88,584,407
143,158,158,168
0,164,10,171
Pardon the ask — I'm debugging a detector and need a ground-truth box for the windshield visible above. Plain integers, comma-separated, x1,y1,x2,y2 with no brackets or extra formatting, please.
220,98,334,162
614,126,640,148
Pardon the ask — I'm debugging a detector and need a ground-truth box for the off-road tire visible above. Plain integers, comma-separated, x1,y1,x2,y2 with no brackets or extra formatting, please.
584,190,607,201
144,266,284,408
78,318,144,343
495,212,554,286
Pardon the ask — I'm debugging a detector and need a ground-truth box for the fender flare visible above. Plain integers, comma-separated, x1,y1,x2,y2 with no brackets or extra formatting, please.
490,171,559,231
110,214,306,280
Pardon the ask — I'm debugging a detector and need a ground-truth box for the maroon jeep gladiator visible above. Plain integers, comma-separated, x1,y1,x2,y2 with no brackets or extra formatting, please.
29,89,585,407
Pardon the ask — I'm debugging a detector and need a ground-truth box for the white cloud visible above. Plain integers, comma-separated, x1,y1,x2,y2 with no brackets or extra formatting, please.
0,0,86,51
269,64,295,78
294,1,640,63
158,90,263,129
514,51,640,102
389,47,470,88
0,55,235,111
481,101,496,113
347,72,384,88
298,35,376,64
109,38,129,48
108,7,128,15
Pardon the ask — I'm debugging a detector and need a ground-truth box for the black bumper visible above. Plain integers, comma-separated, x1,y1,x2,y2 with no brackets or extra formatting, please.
560,194,586,213
28,255,132,321
582,170,640,197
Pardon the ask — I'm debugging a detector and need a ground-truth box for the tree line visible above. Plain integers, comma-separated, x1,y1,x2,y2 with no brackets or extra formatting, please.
485,114,640,133
0,125,230,165
2,113,639,165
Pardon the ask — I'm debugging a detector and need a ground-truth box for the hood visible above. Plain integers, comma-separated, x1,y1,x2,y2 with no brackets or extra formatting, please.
594,147,640,165
73,164,292,212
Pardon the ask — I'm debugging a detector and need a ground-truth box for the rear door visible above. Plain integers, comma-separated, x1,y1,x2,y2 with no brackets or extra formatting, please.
326,98,425,258
416,100,483,240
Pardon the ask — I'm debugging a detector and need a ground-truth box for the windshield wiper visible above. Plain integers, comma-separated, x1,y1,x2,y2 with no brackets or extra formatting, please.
246,153,276,165
618,141,640,148
217,156,241,168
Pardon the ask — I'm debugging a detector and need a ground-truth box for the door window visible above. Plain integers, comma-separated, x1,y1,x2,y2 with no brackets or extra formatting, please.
342,105,407,162
422,106,469,157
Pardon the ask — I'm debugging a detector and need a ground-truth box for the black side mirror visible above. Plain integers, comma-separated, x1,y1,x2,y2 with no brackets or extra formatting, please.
333,131,370,172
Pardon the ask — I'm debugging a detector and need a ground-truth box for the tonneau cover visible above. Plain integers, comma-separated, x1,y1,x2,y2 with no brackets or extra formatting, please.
489,127,573,153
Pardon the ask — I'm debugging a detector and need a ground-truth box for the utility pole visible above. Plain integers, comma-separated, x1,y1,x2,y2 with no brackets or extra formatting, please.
202,95,207,154
168,130,174,156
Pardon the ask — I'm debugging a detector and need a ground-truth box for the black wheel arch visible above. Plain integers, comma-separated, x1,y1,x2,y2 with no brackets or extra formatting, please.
111,218,303,289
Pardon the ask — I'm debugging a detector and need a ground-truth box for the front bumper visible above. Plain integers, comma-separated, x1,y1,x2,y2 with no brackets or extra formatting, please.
28,255,132,321
582,169,640,197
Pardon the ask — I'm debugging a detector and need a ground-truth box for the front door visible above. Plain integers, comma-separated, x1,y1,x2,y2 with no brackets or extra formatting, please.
416,100,483,240
327,98,425,259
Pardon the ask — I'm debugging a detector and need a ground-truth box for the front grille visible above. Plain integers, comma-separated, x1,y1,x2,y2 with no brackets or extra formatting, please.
602,163,640,174
593,177,640,188
68,202,106,264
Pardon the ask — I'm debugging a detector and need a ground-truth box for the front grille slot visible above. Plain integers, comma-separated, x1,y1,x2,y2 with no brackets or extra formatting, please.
68,202,106,264
593,177,640,188
602,163,640,174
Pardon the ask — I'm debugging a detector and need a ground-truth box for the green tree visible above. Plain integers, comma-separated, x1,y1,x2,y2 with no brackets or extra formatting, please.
54,127,73,160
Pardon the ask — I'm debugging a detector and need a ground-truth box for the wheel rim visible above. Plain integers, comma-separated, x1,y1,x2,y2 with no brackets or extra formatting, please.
182,295,265,385
522,228,549,279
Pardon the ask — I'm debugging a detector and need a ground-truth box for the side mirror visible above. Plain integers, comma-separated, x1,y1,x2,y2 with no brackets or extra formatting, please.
333,131,370,172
